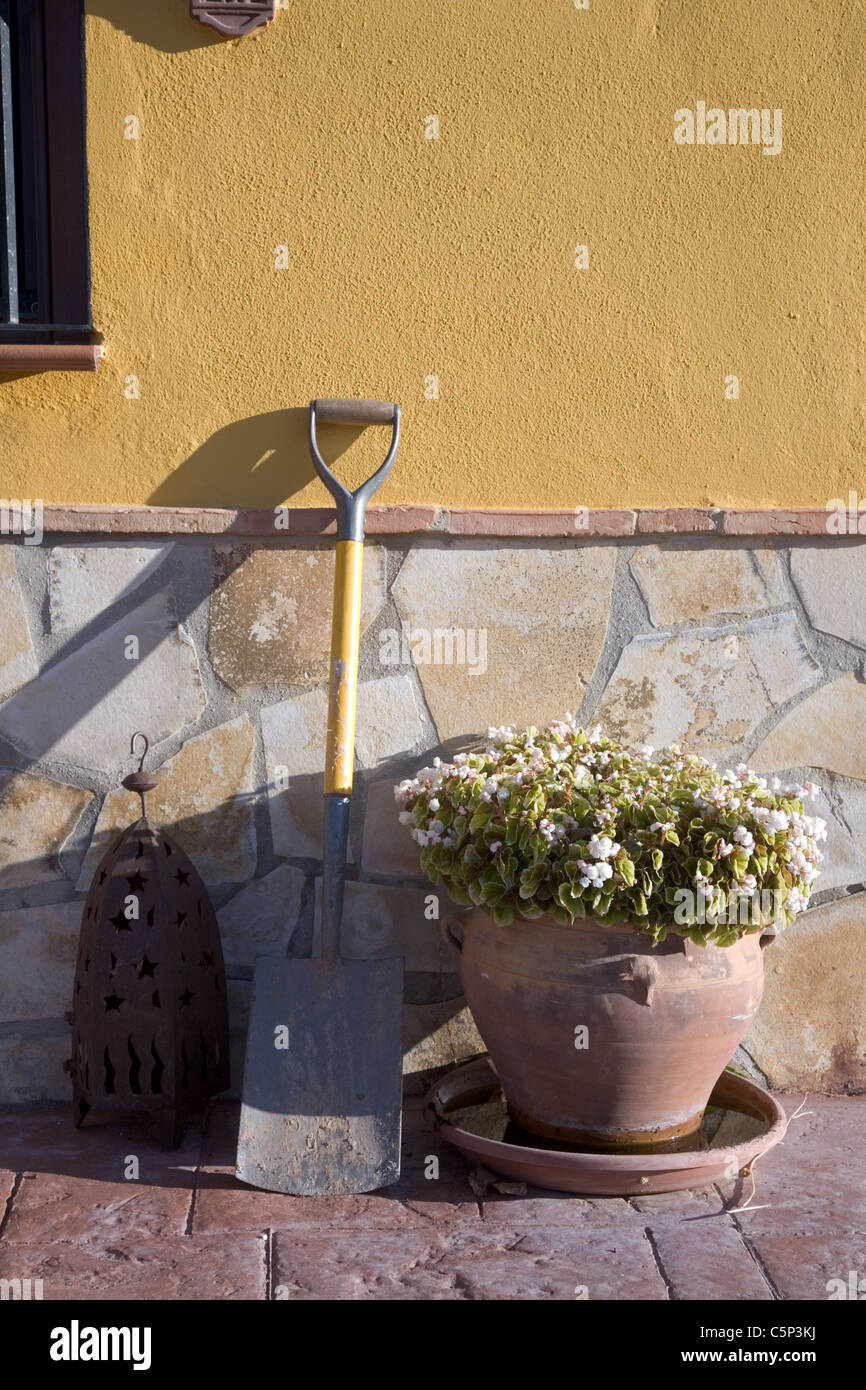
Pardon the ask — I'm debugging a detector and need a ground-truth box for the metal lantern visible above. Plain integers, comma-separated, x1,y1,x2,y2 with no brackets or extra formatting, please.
67,734,230,1148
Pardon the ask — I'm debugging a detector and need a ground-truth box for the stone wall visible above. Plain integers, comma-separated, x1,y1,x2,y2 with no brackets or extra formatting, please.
1,529,865,1104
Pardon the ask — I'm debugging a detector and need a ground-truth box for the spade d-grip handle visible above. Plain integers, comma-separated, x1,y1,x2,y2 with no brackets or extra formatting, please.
309,398,400,543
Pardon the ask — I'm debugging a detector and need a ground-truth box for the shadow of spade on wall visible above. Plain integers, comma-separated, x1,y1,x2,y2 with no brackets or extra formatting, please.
146,407,377,511
147,409,316,510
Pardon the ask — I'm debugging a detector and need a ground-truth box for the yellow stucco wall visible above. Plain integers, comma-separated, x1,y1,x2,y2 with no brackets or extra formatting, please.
0,1,862,510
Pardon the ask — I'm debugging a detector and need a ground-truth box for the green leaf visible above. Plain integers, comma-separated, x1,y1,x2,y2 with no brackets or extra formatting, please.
517,900,545,919
617,855,636,886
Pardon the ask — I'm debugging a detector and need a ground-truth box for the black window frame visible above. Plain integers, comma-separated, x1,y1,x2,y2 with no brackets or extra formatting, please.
0,0,92,344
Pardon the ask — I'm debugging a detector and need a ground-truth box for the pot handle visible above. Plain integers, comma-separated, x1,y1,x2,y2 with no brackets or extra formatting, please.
439,915,464,955
623,955,659,1006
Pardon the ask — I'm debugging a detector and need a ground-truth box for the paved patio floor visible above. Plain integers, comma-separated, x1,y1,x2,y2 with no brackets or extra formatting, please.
0,1092,863,1300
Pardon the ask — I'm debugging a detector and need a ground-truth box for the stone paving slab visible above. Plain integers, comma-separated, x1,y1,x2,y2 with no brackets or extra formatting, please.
741,1233,866,1302
478,1192,640,1230
1,1171,194,1246
271,1225,667,1300
0,1235,265,1300
646,1219,775,1301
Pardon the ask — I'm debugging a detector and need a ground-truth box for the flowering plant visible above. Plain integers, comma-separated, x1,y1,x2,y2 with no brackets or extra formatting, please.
394,718,826,946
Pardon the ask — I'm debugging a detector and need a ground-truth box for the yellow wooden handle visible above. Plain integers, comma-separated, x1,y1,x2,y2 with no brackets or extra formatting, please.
325,539,364,795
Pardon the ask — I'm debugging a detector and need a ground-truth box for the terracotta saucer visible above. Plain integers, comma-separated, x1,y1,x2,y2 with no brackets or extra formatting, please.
424,1055,787,1197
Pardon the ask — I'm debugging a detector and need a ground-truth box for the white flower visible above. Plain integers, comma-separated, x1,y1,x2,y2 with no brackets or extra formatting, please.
733,826,755,851
428,798,440,812
787,886,810,914
398,810,412,824
489,841,502,854
577,859,613,885
539,818,562,844
717,840,734,857
588,834,619,861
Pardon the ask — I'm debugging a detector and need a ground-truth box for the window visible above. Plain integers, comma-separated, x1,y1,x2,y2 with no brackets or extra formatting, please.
0,0,95,362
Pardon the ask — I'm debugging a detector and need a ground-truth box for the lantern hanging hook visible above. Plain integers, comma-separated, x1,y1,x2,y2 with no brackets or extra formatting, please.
123,733,157,819
130,732,149,771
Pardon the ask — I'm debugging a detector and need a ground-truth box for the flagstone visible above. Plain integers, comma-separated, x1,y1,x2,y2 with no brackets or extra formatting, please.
596,614,819,754
751,674,866,780
392,546,615,740
790,544,866,646
746,894,866,1092
0,547,38,698
0,771,92,889
630,545,785,625
49,544,174,631
0,590,205,774
209,544,386,690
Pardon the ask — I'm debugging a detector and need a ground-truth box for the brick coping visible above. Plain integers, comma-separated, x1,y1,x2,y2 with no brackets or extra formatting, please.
3,504,854,538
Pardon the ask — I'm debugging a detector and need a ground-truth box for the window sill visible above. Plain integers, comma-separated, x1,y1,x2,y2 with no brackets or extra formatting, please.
0,344,103,373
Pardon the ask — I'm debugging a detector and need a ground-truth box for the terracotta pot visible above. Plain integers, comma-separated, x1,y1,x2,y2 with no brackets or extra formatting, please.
441,909,768,1148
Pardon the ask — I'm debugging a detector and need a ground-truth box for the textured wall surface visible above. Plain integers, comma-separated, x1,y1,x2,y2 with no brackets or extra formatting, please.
1,533,865,1103
0,1,862,508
